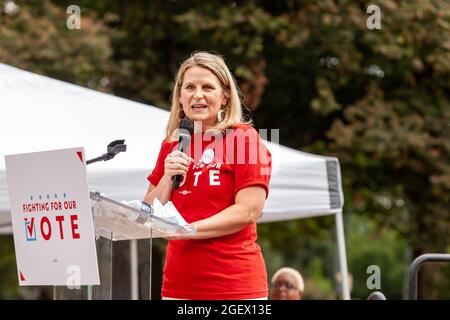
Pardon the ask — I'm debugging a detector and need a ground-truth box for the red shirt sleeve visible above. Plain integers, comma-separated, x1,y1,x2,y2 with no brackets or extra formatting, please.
232,126,272,198
147,140,173,186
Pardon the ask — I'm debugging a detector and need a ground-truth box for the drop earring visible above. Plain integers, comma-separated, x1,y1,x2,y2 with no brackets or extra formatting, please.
217,109,225,122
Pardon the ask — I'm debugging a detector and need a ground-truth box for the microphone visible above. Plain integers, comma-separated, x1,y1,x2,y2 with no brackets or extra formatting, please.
172,118,194,189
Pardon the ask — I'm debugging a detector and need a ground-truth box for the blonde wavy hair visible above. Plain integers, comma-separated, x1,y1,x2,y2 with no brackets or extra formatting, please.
165,51,251,141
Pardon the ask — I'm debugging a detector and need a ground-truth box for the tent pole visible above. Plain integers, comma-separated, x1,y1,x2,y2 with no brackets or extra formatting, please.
335,211,350,300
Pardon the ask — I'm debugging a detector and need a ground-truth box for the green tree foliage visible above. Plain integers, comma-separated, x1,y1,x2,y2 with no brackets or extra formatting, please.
0,0,112,91
0,236,19,299
320,1,450,298
346,214,409,299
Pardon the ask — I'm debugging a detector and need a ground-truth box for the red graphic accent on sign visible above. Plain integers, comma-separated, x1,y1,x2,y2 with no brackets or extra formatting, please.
19,271,25,281
76,151,83,163
26,218,34,237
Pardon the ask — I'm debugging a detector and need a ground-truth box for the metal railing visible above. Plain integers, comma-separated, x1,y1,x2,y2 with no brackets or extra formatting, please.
408,253,450,300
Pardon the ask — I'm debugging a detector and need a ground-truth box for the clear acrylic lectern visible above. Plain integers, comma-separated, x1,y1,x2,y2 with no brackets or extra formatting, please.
53,191,195,300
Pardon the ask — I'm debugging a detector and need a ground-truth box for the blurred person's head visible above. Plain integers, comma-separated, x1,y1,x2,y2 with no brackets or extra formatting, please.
166,51,249,140
270,267,304,300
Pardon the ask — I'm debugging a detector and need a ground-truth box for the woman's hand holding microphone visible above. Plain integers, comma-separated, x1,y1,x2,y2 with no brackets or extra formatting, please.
162,150,193,187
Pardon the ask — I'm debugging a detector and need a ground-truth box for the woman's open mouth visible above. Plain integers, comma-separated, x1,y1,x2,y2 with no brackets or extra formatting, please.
192,104,207,109
191,104,208,111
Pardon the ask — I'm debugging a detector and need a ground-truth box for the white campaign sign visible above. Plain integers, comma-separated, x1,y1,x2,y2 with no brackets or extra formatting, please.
5,147,99,285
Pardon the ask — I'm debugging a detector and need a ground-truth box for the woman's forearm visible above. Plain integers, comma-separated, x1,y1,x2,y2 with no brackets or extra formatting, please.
174,186,266,240
188,203,261,240
143,175,173,205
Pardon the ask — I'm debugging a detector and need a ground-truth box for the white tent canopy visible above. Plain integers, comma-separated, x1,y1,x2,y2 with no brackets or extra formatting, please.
0,63,349,299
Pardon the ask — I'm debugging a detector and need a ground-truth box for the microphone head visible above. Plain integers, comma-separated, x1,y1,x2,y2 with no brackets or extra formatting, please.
180,118,194,135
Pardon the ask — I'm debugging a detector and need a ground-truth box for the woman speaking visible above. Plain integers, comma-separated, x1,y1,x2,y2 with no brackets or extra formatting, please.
143,52,272,300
